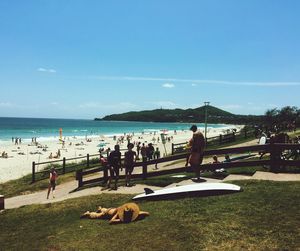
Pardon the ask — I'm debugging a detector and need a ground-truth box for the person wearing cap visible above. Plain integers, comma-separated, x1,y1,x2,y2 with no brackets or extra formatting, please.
124,143,137,187
188,125,206,181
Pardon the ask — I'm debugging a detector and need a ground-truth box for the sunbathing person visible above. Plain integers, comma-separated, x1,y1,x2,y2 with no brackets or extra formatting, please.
80,203,149,224
1,151,8,158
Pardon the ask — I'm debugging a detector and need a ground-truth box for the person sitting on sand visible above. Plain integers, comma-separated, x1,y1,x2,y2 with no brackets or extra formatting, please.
80,203,149,224
1,151,8,158
48,152,53,159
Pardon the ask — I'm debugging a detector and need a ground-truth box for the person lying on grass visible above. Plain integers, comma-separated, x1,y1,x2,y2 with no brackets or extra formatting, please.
80,203,149,224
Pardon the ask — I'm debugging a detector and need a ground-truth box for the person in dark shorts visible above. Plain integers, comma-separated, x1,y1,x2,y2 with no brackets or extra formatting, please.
188,125,206,181
47,166,58,199
140,143,147,162
108,145,122,190
124,143,137,187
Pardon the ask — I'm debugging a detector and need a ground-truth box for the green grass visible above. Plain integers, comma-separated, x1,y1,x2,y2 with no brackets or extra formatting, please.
1,180,299,250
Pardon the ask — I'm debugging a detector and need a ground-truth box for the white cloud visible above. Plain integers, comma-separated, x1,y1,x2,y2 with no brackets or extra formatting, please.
79,102,137,110
37,67,56,73
151,101,178,109
219,104,243,110
89,75,300,87
79,102,102,109
162,83,175,88
0,102,13,107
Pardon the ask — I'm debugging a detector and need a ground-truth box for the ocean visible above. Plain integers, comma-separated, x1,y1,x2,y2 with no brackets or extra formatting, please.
0,117,232,144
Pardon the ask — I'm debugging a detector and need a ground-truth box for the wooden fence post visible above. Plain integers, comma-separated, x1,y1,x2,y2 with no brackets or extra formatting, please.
142,161,148,180
87,154,90,168
63,157,66,174
32,161,35,183
0,195,4,210
77,169,83,187
269,143,281,172
244,128,247,138
171,143,174,155
219,134,222,144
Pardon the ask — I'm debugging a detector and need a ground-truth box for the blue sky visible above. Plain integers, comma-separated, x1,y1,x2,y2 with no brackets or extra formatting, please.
0,0,300,119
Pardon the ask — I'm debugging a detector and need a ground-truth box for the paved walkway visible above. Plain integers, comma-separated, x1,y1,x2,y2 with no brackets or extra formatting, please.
6,170,300,210
5,179,161,209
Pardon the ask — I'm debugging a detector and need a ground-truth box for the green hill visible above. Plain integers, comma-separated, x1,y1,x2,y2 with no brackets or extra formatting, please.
96,105,264,124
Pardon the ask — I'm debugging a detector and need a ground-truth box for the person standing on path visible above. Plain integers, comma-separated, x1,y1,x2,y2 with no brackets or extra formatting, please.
108,145,122,190
47,167,58,199
124,143,137,187
188,125,206,181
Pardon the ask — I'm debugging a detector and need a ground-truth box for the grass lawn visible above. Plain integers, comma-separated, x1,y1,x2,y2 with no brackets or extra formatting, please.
1,180,299,251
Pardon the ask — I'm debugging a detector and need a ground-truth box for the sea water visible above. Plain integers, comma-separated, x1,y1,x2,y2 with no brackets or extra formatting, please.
0,117,233,144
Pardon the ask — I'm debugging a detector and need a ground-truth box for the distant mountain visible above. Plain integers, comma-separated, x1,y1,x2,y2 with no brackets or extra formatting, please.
96,105,264,124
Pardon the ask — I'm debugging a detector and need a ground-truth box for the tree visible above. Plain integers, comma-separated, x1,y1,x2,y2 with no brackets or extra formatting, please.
265,108,279,125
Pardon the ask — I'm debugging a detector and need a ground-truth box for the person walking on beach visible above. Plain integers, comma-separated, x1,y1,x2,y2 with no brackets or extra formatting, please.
141,143,147,162
136,142,141,160
47,167,58,199
147,143,154,160
154,147,161,159
108,145,122,190
188,125,206,181
124,143,137,187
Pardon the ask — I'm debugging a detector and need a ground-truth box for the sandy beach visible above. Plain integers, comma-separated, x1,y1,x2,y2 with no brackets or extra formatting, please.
0,125,243,183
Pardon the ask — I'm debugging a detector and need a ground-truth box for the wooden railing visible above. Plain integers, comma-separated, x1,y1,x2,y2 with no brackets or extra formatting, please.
76,143,300,189
31,153,101,183
31,146,129,183
171,128,254,155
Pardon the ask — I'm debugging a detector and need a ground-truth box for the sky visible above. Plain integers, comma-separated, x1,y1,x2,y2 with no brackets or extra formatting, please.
0,0,300,119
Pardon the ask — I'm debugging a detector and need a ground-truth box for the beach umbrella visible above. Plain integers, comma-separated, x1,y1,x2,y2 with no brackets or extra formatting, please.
97,142,108,148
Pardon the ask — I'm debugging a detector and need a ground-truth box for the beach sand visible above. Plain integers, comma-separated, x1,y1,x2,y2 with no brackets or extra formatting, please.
0,125,243,183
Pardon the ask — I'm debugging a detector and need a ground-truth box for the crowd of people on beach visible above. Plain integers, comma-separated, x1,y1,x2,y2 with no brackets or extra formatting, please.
12,137,22,145
96,125,205,191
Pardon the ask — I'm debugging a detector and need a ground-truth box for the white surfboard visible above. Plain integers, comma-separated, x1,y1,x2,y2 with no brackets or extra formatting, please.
259,136,267,145
133,183,241,201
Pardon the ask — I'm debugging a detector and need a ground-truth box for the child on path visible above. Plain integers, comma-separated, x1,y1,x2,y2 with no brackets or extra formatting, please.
47,167,58,199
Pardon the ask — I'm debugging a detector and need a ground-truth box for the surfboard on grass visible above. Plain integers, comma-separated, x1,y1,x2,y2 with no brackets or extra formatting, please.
132,183,242,201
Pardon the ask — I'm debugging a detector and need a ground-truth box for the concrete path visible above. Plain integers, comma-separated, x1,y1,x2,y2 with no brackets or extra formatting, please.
252,171,300,181
223,171,300,182
5,170,300,210
5,179,161,209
